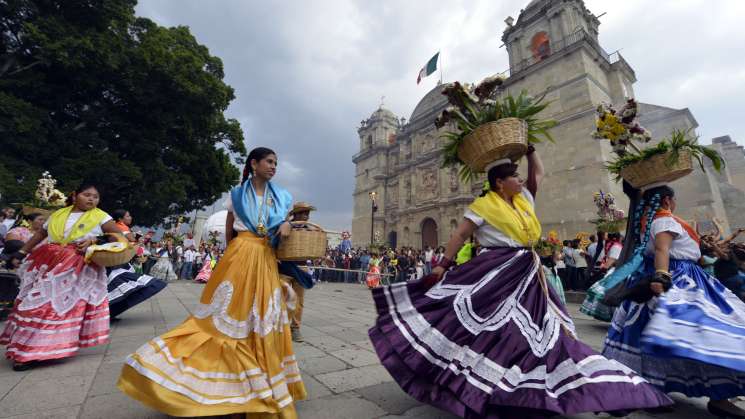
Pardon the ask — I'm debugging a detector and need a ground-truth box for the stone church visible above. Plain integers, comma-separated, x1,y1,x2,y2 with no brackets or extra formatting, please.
351,0,745,249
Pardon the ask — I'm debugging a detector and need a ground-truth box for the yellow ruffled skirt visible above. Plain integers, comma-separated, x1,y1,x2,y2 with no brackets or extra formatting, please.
118,232,306,418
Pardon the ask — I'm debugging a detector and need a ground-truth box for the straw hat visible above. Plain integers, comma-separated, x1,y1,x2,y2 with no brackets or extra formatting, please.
290,202,316,215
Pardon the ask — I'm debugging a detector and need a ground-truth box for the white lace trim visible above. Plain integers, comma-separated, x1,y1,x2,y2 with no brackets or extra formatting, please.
192,281,290,339
107,273,158,303
16,259,108,315
426,249,575,357
385,284,646,396
126,337,299,404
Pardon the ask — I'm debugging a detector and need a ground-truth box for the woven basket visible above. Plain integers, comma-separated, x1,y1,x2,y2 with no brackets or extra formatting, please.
537,247,554,258
21,206,52,217
458,118,528,172
620,150,694,189
277,222,328,262
89,245,137,267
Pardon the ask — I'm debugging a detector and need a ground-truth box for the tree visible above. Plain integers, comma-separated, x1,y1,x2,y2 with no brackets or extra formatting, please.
0,0,247,225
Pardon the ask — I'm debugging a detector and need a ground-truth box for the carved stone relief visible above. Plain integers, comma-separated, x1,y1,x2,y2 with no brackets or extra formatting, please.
417,166,439,200
449,168,459,193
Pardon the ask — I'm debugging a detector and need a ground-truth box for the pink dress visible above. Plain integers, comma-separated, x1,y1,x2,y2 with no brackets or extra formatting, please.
194,257,212,283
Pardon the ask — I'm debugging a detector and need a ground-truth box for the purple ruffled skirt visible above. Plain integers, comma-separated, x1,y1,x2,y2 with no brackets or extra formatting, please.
369,247,672,418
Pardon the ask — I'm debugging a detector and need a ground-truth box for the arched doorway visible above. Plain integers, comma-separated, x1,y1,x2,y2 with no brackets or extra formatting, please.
388,231,398,249
421,218,438,249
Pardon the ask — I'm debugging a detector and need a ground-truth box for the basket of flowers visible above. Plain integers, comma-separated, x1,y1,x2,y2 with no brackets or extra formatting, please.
589,191,626,233
594,99,723,188
436,76,557,180
86,233,137,267
277,221,328,262
19,172,67,216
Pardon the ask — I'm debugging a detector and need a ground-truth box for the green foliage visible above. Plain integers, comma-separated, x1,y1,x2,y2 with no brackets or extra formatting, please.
0,0,247,225
438,86,557,182
606,129,725,181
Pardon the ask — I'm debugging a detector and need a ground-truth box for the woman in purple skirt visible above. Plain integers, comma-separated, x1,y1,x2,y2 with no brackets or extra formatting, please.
368,147,672,418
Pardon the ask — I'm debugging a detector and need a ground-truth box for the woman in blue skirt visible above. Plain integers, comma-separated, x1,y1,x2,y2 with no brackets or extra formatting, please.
602,185,745,418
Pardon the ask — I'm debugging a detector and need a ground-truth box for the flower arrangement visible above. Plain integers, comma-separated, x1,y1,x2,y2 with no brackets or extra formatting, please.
590,190,626,233
437,76,557,181
536,230,562,257
605,128,725,180
593,99,651,154
593,99,724,187
21,171,67,215
206,230,221,247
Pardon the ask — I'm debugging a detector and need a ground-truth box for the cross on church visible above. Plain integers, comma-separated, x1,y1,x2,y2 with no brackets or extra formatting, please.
380,96,385,108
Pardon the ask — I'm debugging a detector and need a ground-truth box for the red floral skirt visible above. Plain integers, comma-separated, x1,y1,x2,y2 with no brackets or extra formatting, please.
0,243,110,362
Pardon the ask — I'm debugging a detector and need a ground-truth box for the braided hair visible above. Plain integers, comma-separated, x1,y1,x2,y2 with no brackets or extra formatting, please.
242,147,276,184
630,185,674,251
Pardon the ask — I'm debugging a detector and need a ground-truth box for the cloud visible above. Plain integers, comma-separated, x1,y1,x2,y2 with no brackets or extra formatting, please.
136,0,745,232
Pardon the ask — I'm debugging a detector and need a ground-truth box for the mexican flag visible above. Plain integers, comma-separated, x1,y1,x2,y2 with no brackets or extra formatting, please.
417,52,439,84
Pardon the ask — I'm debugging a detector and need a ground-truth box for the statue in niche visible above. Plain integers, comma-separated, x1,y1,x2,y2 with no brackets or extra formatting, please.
405,179,412,205
449,168,459,192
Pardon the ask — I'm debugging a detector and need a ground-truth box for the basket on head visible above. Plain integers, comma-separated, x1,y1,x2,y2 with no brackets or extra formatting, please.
620,150,693,189
276,222,328,262
457,118,528,172
537,247,554,258
87,233,137,267
21,206,52,217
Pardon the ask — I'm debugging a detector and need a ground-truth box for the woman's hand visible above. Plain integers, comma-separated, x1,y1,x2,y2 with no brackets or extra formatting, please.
75,239,94,254
279,222,292,239
650,282,664,296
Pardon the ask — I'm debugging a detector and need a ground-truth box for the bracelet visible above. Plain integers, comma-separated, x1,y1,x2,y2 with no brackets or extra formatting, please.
654,270,671,277
18,249,28,255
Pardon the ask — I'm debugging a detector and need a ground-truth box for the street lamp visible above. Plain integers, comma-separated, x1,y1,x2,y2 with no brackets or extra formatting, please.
369,191,378,246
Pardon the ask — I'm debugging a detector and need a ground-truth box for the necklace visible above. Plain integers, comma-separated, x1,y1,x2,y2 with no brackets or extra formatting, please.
253,182,269,236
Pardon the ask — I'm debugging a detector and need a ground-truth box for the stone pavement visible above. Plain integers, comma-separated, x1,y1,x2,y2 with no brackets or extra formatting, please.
0,282,729,418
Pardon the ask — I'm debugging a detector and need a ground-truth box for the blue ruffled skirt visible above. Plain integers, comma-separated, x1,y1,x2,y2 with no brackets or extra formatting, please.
602,257,745,399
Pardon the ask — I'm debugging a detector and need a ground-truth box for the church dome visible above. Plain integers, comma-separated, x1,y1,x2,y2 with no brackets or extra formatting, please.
370,107,397,120
409,84,448,123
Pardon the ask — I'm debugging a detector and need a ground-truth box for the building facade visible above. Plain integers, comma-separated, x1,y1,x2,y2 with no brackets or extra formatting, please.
352,0,745,248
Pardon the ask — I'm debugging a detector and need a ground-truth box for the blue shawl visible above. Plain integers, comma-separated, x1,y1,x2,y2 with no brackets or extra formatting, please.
230,180,293,247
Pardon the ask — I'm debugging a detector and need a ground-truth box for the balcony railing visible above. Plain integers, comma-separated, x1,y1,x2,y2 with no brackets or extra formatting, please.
498,29,619,78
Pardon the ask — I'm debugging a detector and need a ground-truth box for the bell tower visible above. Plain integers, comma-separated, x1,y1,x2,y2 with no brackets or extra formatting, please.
351,106,400,247
499,0,638,237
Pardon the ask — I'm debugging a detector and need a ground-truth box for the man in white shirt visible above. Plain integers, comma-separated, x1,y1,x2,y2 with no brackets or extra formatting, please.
424,246,434,275
180,246,197,280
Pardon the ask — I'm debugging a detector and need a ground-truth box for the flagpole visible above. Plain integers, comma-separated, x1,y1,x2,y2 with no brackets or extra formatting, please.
439,50,443,84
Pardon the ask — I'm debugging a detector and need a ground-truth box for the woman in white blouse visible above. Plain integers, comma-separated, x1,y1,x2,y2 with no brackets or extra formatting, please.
602,185,745,417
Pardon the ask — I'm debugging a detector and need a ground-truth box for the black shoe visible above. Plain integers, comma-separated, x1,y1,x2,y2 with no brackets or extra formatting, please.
644,405,676,414
12,361,36,372
708,401,745,418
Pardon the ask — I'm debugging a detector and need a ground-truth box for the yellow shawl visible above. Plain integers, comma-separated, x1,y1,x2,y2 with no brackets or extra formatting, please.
469,191,541,246
48,206,109,245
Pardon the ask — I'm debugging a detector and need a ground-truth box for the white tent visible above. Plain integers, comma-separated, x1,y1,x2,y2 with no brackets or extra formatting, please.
202,210,227,244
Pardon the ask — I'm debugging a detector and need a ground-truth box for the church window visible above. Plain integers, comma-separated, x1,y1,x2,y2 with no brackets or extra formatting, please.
531,32,551,61
366,134,373,148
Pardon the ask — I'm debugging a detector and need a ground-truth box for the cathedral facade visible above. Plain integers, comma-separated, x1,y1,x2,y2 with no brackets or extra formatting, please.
351,0,745,249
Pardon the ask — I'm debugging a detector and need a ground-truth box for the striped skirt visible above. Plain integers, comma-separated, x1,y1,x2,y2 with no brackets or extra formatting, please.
0,243,110,362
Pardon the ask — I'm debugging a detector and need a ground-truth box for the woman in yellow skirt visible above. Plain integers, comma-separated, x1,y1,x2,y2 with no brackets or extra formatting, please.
118,147,306,418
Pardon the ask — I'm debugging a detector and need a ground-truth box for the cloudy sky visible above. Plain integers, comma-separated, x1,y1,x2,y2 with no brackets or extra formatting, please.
136,0,745,231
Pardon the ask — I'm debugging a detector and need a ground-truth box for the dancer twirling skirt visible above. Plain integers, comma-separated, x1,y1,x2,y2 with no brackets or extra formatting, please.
1,184,120,370
106,209,166,318
602,185,745,417
369,150,672,418
118,147,306,417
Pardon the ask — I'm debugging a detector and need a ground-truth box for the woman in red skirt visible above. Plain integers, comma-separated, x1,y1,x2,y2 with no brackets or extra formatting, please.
1,183,121,370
